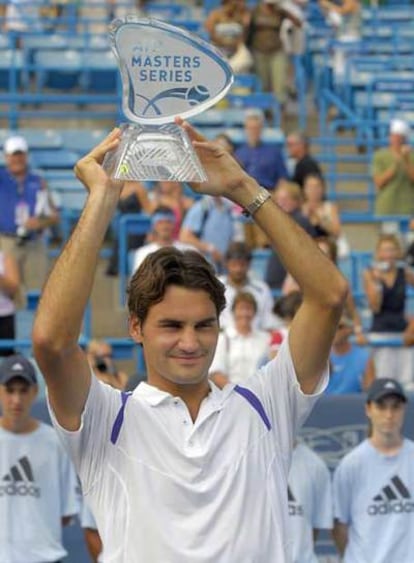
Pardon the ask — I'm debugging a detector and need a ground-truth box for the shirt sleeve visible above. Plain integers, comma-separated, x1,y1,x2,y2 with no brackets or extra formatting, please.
59,442,81,518
181,201,204,234
311,459,333,530
246,338,328,466
48,374,123,495
333,458,353,524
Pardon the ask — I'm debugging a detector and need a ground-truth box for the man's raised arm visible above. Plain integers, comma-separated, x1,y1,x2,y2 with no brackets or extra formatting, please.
179,119,348,394
32,130,123,431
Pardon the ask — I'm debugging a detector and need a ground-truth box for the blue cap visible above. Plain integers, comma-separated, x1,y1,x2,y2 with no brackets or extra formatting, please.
0,355,37,386
366,378,407,403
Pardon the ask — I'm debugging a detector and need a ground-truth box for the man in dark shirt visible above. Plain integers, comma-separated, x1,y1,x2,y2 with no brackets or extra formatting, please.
286,132,322,188
265,181,317,289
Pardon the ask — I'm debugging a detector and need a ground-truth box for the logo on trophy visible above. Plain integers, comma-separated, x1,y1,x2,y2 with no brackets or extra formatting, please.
103,16,234,182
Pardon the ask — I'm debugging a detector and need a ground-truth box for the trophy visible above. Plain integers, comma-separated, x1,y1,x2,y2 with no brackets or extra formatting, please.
103,16,234,182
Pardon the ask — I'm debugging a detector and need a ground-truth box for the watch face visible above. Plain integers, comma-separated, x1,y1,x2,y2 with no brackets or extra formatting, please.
109,17,234,125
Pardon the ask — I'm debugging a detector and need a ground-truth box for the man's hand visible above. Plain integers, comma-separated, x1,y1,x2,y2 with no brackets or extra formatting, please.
74,128,124,196
175,118,249,199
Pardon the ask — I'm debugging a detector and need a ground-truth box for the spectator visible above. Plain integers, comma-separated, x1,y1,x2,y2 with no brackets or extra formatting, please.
282,236,366,343
333,378,413,563
0,250,20,356
0,136,59,290
327,312,375,395
302,173,348,255
235,110,288,192
270,290,302,357
32,126,347,561
0,354,79,563
106,180,153,276
319,0,361,81
218,241,277,331
205,0,253,74
132,206,196,273
265,181,317,289
372,119,414,216
363,234,414,342
148,181,194,239
209,291,271,387
235,109,288,248
288,441,333,563
247,0,301,107
179,195,234,272
86,339,129,390
286,132,323,188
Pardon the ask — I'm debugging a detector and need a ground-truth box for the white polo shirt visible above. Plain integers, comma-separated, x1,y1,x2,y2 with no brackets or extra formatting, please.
49,339,328,562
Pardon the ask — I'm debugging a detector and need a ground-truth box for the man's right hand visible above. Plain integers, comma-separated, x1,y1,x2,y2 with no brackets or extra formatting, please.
74,128,124,196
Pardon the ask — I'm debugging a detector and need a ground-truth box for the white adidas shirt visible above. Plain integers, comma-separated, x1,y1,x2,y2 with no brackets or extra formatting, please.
50,340,328,562
0,422,79,563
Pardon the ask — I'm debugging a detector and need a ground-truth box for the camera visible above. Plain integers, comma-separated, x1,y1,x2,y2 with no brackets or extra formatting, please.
94,355,108,373
16,226,30,246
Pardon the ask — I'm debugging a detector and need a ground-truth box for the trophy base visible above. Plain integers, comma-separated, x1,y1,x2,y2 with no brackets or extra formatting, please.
103,123,207,182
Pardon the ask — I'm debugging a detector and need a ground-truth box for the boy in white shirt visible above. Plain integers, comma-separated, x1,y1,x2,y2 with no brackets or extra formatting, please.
0,354,79,563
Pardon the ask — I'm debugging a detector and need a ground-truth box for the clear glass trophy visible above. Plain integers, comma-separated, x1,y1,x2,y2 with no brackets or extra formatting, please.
103,16,234,182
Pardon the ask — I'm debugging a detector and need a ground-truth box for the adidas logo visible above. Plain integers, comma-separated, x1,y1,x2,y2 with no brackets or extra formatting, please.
288,486,304,517
0,457,40,498
367,475,414,515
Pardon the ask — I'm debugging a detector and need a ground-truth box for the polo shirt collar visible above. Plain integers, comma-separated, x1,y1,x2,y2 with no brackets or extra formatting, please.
133,380,234,408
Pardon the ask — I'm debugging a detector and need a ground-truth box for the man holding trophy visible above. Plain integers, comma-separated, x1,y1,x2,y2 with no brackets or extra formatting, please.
32,17,347,562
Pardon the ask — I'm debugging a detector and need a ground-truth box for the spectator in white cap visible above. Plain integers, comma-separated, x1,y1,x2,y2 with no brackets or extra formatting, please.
0,135,59,290
372,119,414,216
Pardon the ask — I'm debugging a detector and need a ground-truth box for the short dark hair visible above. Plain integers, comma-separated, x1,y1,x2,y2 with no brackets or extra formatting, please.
273,291,302,319
225,241,252,262
127,247,226,323
232,290,258,313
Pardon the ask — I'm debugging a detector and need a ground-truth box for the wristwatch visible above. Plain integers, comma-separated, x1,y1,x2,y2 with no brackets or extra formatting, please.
242,187,271,217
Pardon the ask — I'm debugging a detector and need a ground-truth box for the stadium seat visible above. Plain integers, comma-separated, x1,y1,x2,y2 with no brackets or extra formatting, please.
31,149,79,169
226,92,281,127
59,128,109,154
34,49,82,91
81,50,118,93
0,49,23,90
0,128,63,150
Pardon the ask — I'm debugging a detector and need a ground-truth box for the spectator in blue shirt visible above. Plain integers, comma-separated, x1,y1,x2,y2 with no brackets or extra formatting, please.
327,313,375,395
235,109,288,248
235,109,288,191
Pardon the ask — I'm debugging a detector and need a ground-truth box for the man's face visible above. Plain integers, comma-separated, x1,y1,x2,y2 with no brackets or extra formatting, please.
333,320,353,346
286,136,303,159
245,117,263,145
233,301,256,330
227,257,249,284
275,188,298,213
6,151,28,176
0,379,37,426
366,396,405,439
389,133,405,150
130,285,219,389
153,219,175,242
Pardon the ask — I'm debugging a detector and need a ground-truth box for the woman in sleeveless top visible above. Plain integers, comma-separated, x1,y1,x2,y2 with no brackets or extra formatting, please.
302,174,342,239
363,234,414,344
0,251,20,356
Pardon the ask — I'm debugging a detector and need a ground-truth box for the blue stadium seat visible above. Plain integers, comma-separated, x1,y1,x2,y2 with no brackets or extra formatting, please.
81,50,118,93
0,128,63,150
31,149,79,169
34,49,82,91
118,214,152,305
0,49,23,90
226,92,281,127
250,248,272,281
59,128,109,154
49,179,87,211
